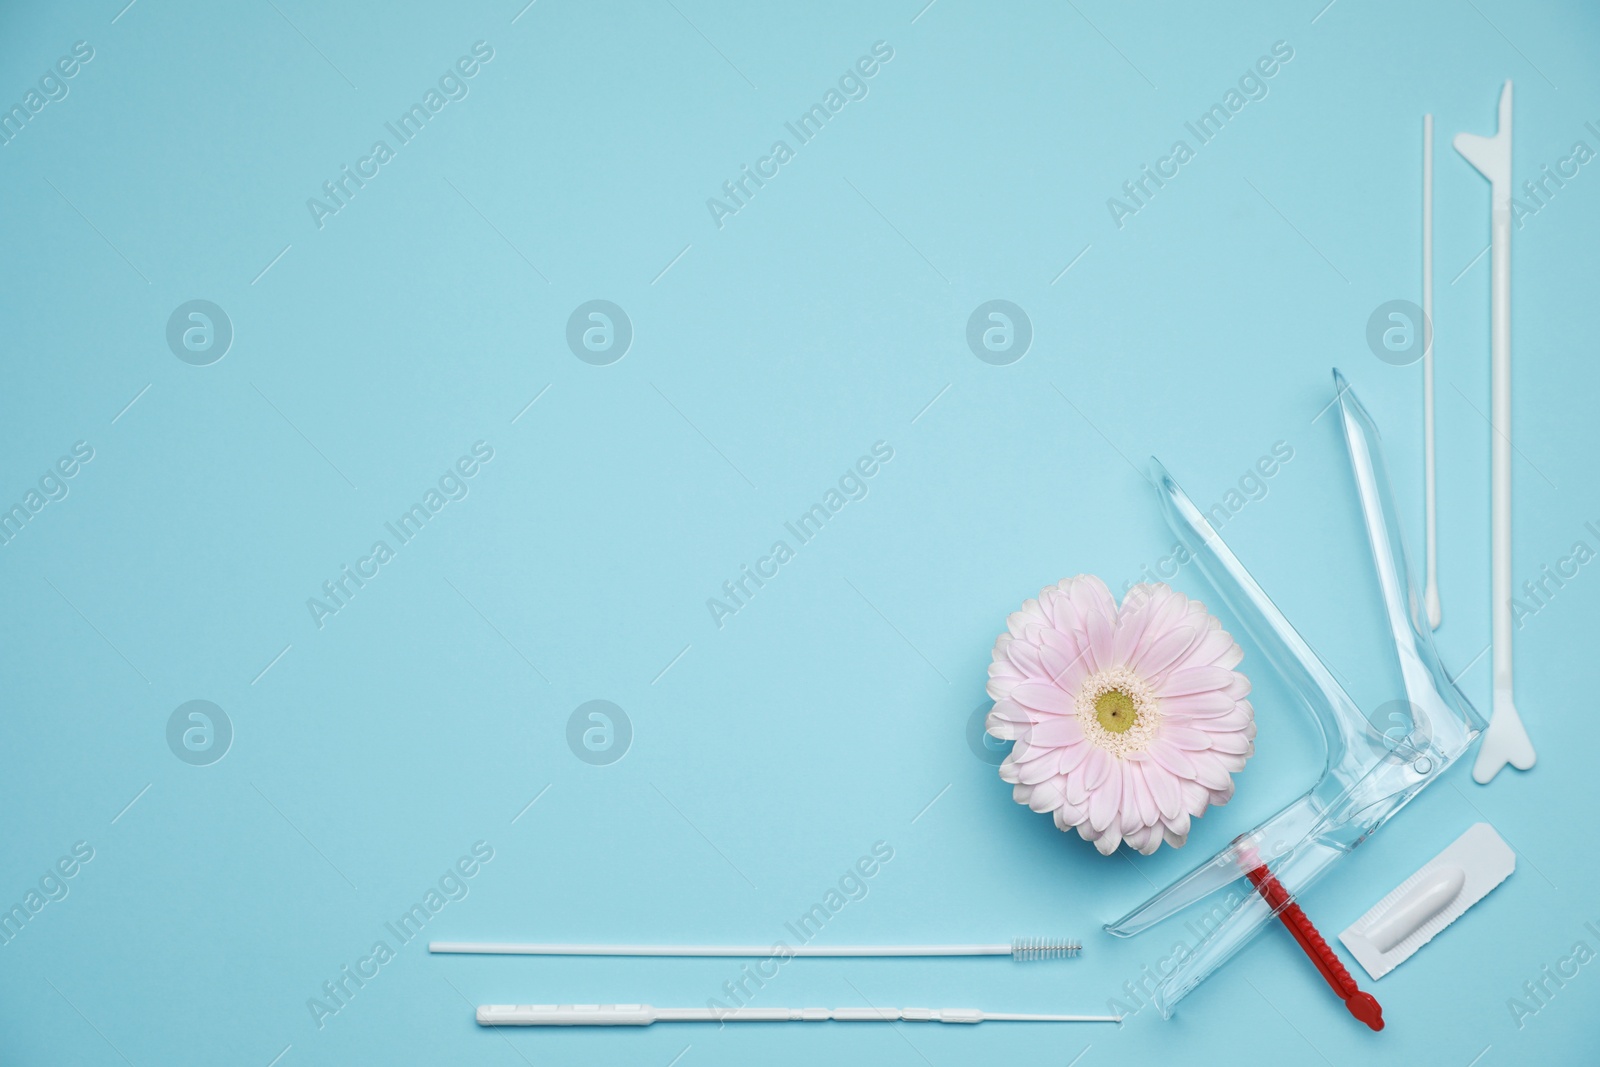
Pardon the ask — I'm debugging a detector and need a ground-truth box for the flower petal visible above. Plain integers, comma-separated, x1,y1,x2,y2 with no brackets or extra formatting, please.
1146,587,1190,636
1159,725,1214,751
1119,802,1144,837
1007,600,1048,638
1161,665,1236,697
1207,731,1251,755
1164,809,1191,839
1200,705,1253,732
1011,749,1062,785
1133,625,1198,679
1053,805,1084,831
1006,639,1047,680
1037,628,1092,690
1085,607,1116,673
1010,681,1076,716
1146,760,1182,821
1186,628,1236,667
1027,775,1068,812
1127,823,1162,856
1160,691,1236,717
1025,716,1085,747
1082,745,1112,790
1035,591,1063,628
1093,827,1123,855
1128,762,1159,827
1046,589,1084,639
1112,599,1155,665
985,699,1032,739
1087,760,1123,832
1062,765,1089,806
1148,738,1197,779
986,666,1021,702
1056,741,1092,777
1067,574,1117,623
1188,751,1232,791
1163,625,1216,677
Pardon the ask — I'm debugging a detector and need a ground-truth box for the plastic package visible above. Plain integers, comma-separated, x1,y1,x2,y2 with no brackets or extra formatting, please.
1340,822,1514,979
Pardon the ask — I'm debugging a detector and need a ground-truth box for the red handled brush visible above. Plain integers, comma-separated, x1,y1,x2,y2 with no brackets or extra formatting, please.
1243,861,1384,1031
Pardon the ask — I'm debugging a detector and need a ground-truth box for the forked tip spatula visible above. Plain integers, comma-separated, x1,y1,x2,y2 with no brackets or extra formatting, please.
1454,80,1536,784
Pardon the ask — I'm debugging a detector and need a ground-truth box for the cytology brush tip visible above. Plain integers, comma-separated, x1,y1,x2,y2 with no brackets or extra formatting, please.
1010,937,1081,960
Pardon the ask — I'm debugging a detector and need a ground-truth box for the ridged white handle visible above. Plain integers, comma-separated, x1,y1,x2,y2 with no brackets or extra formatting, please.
479,1004,659,1026
473,1004,1120,1026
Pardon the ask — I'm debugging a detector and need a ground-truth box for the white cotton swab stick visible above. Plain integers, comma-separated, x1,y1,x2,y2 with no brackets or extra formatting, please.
476,1004,1121,1027
431,938,1082,960
1423,113,1442,630
1456,80,1537,784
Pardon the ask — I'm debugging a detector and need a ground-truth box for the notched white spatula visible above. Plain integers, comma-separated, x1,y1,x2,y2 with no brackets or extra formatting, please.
1454,80,1536,784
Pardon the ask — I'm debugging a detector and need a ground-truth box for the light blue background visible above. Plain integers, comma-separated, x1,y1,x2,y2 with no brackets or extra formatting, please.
2,1,1597,1064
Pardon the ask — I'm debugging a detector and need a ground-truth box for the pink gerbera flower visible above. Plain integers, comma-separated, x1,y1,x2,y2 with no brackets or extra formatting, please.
985,575,1255,856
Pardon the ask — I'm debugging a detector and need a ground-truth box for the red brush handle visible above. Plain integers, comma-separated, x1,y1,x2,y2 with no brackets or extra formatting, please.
1245,863,1384,1032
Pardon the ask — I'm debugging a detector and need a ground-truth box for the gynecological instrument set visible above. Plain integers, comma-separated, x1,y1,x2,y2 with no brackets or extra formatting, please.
451,371,1505,1032
1105,371,1485,1015
443,83,1531,1038
1100,81,1535,1020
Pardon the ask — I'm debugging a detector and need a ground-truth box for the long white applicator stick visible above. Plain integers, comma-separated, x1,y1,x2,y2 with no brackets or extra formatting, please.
431,938,1081,960
1423,113,1442,629
1455,80,1536,783
476,1004,1121,1026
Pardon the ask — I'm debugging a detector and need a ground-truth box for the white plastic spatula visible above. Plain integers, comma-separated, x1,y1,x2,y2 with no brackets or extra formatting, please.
1455,80,1536,784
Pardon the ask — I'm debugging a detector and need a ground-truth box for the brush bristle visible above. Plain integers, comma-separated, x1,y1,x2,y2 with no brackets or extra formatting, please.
1010,938,1082,961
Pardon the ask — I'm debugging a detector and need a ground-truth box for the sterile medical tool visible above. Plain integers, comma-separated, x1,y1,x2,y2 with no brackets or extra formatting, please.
1242,850,1383,1030
475,1003,1120,1027
432,938,1081,960
1455,80,1537,784
1340,822,1515,980
1422,113,1442,630
1105,371,1485,1017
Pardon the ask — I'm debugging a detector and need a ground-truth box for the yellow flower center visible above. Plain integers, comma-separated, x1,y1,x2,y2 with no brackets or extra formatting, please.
1076,666,1160,756
1095,688,1139,734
